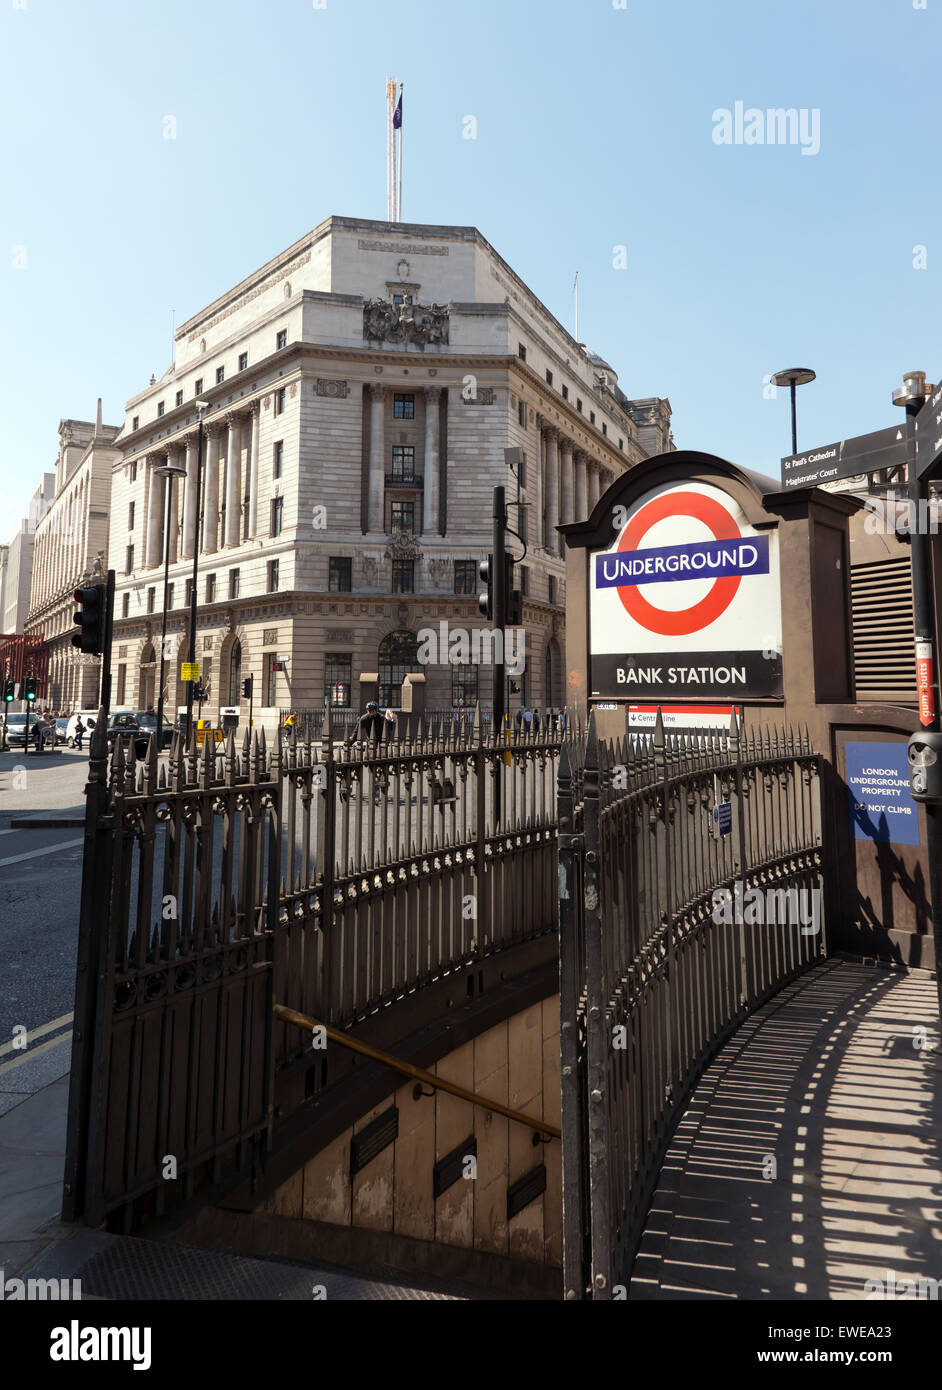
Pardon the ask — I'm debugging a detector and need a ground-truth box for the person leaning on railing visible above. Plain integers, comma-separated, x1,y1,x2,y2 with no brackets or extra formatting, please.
345,700,397,748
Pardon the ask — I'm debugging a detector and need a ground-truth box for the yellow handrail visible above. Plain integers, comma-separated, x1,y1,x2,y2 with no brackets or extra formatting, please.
274,1004,561,1140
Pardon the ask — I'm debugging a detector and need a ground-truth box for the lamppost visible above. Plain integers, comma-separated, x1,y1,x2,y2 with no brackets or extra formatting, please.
154,458,187,749
185,400,211,745
771,367,816,456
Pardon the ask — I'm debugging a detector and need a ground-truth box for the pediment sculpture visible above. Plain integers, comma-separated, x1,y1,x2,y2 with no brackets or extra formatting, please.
364,298,449,349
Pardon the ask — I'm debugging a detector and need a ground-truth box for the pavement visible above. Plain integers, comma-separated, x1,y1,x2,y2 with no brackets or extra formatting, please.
631,959,942,1300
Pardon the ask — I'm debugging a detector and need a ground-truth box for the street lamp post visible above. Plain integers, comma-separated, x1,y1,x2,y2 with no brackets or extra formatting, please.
771,367,816,456
185,402,210,745
154,459,187,750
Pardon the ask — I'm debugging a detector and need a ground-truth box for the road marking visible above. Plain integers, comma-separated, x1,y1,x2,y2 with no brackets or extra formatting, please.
0,837,83,868
0,1030,72,1078
0,1011,74,1060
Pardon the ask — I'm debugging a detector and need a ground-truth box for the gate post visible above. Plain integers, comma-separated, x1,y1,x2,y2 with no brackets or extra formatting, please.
558,738,588,1300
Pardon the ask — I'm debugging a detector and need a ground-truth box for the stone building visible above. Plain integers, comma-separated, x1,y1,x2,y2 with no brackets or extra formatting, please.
109,217,671,726
1,474,55,635
25,405,122,709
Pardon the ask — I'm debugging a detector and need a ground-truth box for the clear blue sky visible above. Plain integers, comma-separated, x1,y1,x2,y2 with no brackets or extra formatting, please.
1,0,939,536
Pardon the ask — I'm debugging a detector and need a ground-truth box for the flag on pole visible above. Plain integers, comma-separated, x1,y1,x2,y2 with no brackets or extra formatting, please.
393,92,403,129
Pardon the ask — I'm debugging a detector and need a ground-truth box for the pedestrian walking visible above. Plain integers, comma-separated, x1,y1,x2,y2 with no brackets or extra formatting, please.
74,715,85,752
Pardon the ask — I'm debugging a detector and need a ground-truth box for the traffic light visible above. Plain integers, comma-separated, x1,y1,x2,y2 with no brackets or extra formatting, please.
72,584,107,656
241,676,253,700
478,556,493,621
505,555,523,627
2,679,13,704
194,683,208,703
23,675,37,703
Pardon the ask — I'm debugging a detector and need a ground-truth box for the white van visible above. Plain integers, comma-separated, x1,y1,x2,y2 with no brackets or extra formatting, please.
66,710,100,746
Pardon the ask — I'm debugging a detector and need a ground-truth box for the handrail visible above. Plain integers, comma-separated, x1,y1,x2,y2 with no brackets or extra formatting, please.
274,1004,561,1140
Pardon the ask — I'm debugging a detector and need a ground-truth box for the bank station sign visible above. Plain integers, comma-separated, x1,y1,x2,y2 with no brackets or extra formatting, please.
589,480,784,701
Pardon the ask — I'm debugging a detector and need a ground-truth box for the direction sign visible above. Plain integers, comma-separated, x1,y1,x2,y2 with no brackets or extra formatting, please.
914,380,942,480
781,424,907,490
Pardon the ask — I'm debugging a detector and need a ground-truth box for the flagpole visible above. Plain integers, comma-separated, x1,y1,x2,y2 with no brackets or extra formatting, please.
397,84,403,223
386,78,397,221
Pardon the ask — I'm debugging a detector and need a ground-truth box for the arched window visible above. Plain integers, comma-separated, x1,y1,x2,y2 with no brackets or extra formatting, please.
228,638,242,706
378,630,420,708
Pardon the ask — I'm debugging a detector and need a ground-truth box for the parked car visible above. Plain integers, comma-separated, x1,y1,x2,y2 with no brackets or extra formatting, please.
106,712,150,760
3,713,55,749
66,710,100,747
131,710,173,749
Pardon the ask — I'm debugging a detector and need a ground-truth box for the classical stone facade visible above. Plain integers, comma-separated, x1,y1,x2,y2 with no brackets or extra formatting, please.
25,406,121,709
109,217,671,727
1,474,54,636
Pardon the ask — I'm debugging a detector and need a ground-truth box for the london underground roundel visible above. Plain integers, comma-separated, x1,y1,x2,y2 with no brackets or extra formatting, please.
589,479,783,702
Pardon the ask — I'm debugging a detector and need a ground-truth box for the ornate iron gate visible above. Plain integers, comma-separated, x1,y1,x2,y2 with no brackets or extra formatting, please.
558,712,824,1299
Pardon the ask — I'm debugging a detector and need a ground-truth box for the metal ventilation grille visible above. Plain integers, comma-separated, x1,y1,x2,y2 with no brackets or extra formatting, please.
850,557,916,704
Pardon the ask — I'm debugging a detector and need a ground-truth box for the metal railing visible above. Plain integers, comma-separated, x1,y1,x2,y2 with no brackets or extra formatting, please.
64,707,578,1227
558,712,824,1300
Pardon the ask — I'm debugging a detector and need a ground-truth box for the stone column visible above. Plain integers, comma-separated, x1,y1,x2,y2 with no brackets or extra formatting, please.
533,415,544,549
225,413,242,547
145,456,162,568
167,446,181,563
202,425,220,554
544,427,559,555
423,387,439,534
368,384,386,533
560,439,575,551
574,450,587,522
247,401,260,539
587,460,600,514
181,435,197,559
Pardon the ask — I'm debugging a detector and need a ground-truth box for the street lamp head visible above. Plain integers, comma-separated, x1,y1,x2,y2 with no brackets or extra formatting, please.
771,368,816,389
195,398,211,413
155,461,187,478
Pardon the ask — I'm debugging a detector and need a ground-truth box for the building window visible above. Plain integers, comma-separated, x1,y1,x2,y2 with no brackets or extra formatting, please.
518,343,527,361
389,499,416,534
267,559,279,592
454,560,476,594
391,559,414,593
619,438,624,451
238,352,248,371
516,454,527,490
216,366,225,384
131,416,139,432
276,329,287,350
128,501,135,530
205,573,216,603
130,460,137,481
393,393,415,419
576,398,583,414
157,401,165,417
126,544,134,573
185,578,193,606
229,569,240,599
116,665,127,704
519,566,529,596
546,370,553,386
166,583,174,609
122,592,130,618
590,411,596,425
602,423,608,436
452,667,478,708
195,378,203,395
378,629,420,708
325,654,352,708
390,445,415,480
562,385,569,401
274,387,286,415
270,497,284,536
518,400,526,428
272,440,284,478
548,575,557,606
264,652,278,707
146,587,155,614
329,557,352,592
175,390,184,407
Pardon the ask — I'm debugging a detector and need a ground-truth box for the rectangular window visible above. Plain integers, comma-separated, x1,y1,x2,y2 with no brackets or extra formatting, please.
390,445,415,480
132,416,139,432
518,343,527,361
205,573,216,603
267,559,279,592
391,559,414,593
175,390,183,407
329,557,352,592
602,423,608,436
452,667,478,708
122,592,130,618
454,560,477,595
128,501,135,530
157,401,165,417
516,454,527,490
619,438,624,450
390,500,416,534
126,544,134,573
146,587,155,614
546,370,553,387
270,496,284,536
116,665,127,704
238,352,248,371
264,652,278,707
548,575,557,606
276,329,287,350
273,441,283,478
325,653,352,708
185,579,193,606
274,387,286,415
393,393,415,419
562,384,569,401
166,583,174,609
229,569,240,599
130,460,137,481
518,400,526,428
590,411,596,425
194,378,203,395
519,566,529,596
216,366,225,384
576,398,583,414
